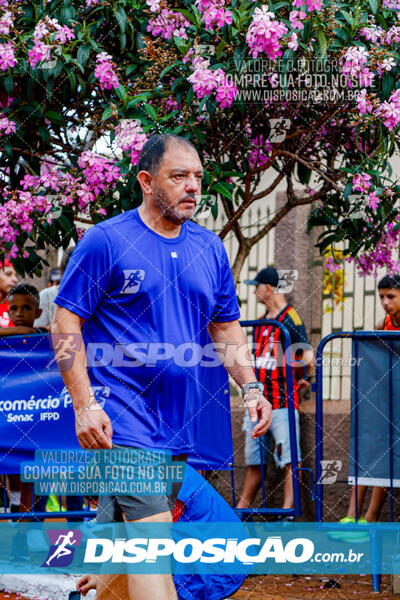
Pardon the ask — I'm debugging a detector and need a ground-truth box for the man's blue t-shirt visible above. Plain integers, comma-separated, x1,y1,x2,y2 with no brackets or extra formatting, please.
55,209,240,453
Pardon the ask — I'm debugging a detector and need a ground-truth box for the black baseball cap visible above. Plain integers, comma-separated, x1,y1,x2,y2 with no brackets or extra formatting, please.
244,266,279,287
49,268,61,282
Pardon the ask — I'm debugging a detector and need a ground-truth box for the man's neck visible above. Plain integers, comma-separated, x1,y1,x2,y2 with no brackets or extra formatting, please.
264,295,288,318
138,204,182,239
390,311,400,327
0,293,6,304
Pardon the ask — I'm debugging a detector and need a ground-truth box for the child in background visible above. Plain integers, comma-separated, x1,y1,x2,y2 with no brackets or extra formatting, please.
0,283,46,338
1,284,47,517
0,260,18,327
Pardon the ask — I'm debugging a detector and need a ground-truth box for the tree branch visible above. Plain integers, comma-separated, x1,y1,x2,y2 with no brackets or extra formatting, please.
219,169,284,240
279,150,343,191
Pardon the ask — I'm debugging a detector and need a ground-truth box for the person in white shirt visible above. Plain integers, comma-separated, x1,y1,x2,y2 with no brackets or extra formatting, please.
34,248,73,330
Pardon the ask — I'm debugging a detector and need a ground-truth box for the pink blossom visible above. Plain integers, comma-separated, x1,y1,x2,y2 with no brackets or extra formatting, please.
0,42,16,70
375,101,400,131
195,0,233,31
146,0,161,11
28,42,51,68
246,6,288,60
292,0,305,7
356,89,373,115
385,26,400,45
352,172,372,193
20,174,40,190
368,191,380,210
288,32,298,50
114,120,148,164
354,222,400,278
306,0,322,11
54,26,75,44
0,117,16,134
94,53,119,90
188,67,219,98
377,56,396,76
147,9,191,40
289,10,306,29
76,184,95,208
0,10,13,35
359,26,383,43
249,135,272,169
382,0,400,8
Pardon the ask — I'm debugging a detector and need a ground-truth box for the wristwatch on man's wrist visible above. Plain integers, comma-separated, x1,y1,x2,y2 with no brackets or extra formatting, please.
241,382,264,397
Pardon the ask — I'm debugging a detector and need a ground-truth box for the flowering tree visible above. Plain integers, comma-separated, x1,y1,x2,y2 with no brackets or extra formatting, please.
0,0,399,279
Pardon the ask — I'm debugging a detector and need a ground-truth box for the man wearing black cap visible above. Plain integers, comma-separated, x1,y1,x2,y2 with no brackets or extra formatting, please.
237,266,313,514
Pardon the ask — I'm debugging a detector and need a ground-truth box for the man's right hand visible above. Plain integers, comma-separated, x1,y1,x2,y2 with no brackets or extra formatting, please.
75,405,113,449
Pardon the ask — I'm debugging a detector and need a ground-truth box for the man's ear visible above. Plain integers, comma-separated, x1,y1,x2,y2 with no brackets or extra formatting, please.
137,170,153,196
35,307,43,319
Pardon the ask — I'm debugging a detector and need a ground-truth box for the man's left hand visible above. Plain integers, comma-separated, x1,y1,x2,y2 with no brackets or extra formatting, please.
242,389,272,438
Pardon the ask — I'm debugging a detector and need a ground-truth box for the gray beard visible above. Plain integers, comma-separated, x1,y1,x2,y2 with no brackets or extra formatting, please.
153,186,191,225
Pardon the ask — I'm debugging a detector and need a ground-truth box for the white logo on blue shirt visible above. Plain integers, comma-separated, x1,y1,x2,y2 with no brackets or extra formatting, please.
121,269,145,294
171,251,178,258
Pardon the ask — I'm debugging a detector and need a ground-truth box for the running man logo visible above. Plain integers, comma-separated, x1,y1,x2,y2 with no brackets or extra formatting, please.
318,460,342,484
276,270,299,294
268,118,291,143
121,269,145,294
47,334,82,372
42,529,82,568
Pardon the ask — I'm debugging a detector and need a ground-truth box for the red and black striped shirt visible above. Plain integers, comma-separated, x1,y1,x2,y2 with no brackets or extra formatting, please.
254,304,309,410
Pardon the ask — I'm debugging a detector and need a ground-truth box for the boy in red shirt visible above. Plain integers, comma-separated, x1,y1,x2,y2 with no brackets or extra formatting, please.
0,259,18,327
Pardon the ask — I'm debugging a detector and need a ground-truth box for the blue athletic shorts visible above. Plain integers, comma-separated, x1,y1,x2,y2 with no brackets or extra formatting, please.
242,408,301,468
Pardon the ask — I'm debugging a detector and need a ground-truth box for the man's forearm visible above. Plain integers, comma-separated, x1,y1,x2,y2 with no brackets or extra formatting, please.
208,319,257,387
51,307,92,411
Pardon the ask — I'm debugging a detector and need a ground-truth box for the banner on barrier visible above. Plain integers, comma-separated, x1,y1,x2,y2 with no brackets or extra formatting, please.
1,522,400,575
0,334,233,473
349,338,400,486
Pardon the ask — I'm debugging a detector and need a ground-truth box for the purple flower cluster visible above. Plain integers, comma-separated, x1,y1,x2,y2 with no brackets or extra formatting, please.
341,47,374,87
0,116,16,134
0,9,12,34
113,119,148,165
382,0,400,8
146,0,161,12
355,221,400,278
28,16,75,69
292,0,322,12
0,42,16,70
147,9,191,40
77,151,120,207
188,61,238,108
246,6,288,60
356,89,373,115
249,135,273,169
376,88,400,131
352,172,372,193
94,52,119,90
195,0,232,32
0,193,52,259
289,10,306,30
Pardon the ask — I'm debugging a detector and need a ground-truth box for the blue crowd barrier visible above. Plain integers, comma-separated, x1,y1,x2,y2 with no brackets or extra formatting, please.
315,330,400,592
232,320,303,519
